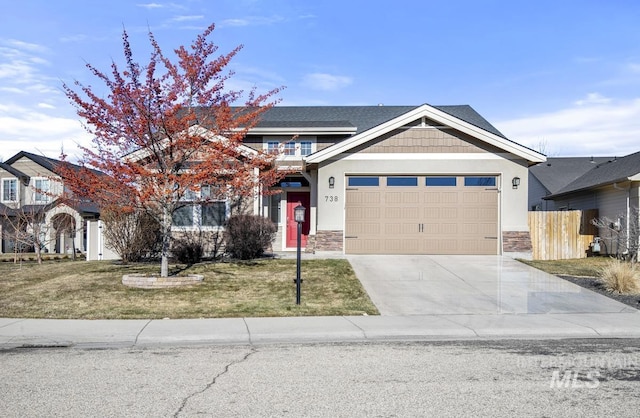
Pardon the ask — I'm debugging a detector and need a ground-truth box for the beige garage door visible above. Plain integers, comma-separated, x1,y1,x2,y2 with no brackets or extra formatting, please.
345,175,499,255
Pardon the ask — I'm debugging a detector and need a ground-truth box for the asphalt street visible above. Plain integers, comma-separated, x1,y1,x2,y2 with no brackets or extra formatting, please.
2,339,640,417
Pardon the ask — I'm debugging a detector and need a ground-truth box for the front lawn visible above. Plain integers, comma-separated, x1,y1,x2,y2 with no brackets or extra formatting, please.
0,258,379,319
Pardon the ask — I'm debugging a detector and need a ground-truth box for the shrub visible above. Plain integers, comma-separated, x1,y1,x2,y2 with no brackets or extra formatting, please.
172,239,204,264
599,259,640,294
101,208,162,263
224,215,276,260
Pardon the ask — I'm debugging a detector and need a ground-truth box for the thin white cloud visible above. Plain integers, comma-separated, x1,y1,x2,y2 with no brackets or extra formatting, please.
302,73,353,91
3,39,48,53
170,15,205,22
137,2,165,9
0,107,92,161
219,15,286,27
574,92,611,106
59,34,88,43
136,2,188,13
626,63,640,73
496,95,640,157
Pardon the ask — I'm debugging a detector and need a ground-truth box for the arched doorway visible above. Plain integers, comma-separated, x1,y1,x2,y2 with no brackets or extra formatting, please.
51,213,77,254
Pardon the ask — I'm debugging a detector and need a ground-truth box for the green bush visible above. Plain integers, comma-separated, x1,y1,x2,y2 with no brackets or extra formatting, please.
224,215,276,260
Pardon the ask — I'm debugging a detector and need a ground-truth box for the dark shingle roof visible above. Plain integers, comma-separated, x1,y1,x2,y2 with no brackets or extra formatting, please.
0,161,30,184
5,151,62,173
530,157,613,194
4,151,100,176
253,104,507,138
549,151,640,197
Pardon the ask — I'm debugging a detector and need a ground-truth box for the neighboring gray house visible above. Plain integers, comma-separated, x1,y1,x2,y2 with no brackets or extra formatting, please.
529,157,612,211
544,151,640,256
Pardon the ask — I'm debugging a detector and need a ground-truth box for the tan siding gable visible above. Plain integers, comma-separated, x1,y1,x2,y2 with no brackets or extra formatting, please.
355,125,504,154
10,157,56,178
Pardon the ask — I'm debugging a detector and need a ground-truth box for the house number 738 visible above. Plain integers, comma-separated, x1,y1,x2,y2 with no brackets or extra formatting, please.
325,195,339,202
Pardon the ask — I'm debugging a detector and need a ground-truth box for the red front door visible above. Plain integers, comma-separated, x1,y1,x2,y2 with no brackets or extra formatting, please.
286,192,310,248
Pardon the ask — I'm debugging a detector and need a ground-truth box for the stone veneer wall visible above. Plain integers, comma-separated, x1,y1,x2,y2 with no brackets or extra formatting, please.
122,274,204,289
313,230,344,252
502,231,532,252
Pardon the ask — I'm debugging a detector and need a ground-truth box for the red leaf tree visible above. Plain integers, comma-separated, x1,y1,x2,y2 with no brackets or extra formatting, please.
60,24,284,277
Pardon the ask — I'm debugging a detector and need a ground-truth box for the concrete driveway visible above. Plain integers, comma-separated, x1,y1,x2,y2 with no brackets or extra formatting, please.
347,255,637,316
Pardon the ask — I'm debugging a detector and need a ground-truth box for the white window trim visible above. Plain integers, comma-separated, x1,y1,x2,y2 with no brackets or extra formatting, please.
33,177,51,203
1,178,18,203
262,136,317,159
171,186,229,231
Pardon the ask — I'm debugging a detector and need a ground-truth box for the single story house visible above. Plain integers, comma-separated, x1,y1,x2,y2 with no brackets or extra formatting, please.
237,104,545,256
528,157,612,211
544,151,640,256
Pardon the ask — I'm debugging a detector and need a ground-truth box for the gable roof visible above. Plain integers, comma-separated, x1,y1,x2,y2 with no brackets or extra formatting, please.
5,151,61,173
253,105,507,138
4,151,102,177
530,156,612,194
0,161,30,185
301,104,544,164
548,151,640,198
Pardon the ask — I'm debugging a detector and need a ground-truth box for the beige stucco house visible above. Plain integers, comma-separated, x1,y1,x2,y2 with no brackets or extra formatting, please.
0,151,100,255
239,104,546,256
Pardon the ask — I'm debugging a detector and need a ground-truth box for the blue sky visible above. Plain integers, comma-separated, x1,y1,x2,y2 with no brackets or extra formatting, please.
1,0,640,160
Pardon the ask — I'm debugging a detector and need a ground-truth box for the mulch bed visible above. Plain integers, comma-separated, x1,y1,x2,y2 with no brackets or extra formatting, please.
558,275,640,310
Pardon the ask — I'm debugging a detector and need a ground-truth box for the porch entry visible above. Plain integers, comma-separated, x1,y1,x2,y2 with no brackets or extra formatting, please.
286,191,310,248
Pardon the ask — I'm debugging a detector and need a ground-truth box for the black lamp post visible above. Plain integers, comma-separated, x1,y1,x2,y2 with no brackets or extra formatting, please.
294,204,306,305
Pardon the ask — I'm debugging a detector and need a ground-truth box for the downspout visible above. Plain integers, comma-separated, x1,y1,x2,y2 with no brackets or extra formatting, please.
613,181,631,255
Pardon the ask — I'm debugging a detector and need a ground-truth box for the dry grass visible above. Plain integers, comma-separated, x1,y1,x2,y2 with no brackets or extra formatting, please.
519,257,611,277
521,256,640,296
0,258,379,319
599,259,640,294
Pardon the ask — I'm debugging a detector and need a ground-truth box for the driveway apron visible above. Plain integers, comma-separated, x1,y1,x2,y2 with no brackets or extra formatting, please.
347,255,637,316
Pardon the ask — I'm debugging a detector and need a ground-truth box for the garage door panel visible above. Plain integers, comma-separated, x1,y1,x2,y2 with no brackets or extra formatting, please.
402,207,420,219
347,191,381,205
345,175,499,255
347,223,380,235
439,207,459,219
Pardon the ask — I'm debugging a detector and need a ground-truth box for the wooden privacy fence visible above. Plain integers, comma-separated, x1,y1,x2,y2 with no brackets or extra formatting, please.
528,210,599,260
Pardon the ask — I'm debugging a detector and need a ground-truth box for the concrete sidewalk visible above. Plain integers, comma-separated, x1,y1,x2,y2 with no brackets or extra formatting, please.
2,312,640,349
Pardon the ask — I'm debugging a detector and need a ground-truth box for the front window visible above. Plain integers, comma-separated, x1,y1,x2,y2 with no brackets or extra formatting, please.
202,202,226,227
299,141,312,156
172,185,227,228
263,138,316,157
34,178,50,203
284,142,296,156
172,205,194,227
2,179,17,202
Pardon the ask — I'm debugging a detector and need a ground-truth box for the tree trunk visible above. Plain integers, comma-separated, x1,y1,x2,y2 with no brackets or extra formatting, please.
35,243,43,265
160,208,171,278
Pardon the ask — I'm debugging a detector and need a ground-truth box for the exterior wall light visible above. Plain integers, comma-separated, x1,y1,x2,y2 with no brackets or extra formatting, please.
328,176,335,189
512,177,521,189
